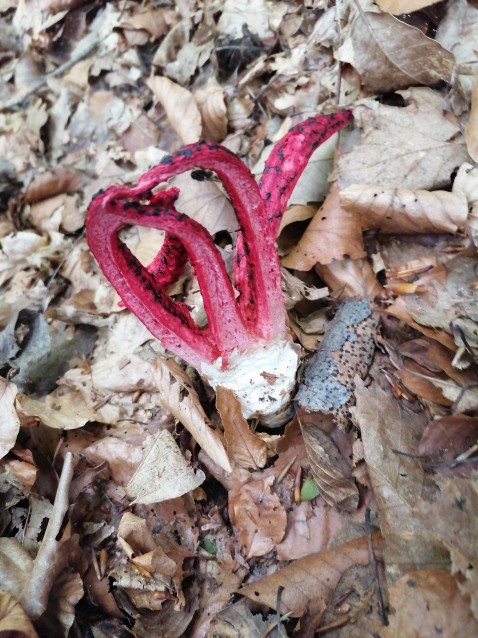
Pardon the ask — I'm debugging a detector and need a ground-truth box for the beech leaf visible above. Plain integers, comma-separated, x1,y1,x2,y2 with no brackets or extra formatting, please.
349,11,454,92
126,430,206,504
216,387,268,470
352,379,448,574
146,76,202,144
240,533,382,617
152,358,232,473
337,90,470,192
282,182,364,270
377,0,442,13
229,475,287,558
340,185,468,234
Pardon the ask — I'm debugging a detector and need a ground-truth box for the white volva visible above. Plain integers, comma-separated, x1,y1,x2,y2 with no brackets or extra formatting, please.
201,339,300,419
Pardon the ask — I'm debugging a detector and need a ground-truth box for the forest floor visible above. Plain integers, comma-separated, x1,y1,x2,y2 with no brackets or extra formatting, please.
1,0,478,636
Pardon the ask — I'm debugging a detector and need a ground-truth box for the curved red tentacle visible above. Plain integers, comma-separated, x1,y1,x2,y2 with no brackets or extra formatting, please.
86,187,252,366
259,110,352,237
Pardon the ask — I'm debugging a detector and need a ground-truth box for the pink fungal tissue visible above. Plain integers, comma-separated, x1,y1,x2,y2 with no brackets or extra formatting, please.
86,110,352,420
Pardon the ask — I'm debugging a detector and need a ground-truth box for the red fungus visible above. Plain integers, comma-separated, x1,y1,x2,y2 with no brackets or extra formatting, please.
86,110,351,418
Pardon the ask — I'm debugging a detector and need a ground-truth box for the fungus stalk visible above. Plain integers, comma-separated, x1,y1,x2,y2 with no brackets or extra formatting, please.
86,111,352,420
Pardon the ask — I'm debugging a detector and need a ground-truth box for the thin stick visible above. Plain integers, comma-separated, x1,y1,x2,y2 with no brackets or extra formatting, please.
365,508,388,626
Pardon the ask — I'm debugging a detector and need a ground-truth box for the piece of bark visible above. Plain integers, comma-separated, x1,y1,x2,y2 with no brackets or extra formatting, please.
296,299,378,510
297,299,378,427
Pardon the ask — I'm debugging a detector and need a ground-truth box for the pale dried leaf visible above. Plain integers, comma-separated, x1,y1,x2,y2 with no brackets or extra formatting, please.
152,359,232,473
347,11,454,92
383,569,478,637
172,173,237,235
126,430,205,504
147,76,202,144
240,533,382,616
337,90,470,192
0,590,38,637
217,0,274,39
377,0,442,13
194,79,228,142
17,391,100,431
282,183,364,270
453,163,478,248
278,204,316,235
83,437,143,485
340,185,468,234
0,378,20,460
216,387,268,470
466,68,478,162
436,0,478,100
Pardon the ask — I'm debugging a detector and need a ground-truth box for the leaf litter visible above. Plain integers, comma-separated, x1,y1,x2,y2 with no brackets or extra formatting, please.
1,0,478,636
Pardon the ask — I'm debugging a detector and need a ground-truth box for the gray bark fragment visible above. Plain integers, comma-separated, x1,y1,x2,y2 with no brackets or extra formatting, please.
297,299,377,426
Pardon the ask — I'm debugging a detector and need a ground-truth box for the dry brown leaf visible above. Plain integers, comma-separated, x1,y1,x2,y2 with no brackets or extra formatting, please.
347,11,454,93
340,185,468,234
147,76,202,144
152,358,232,473
0,378,20,460
377,0,441,13
383,569,478,637
240,533,382,617
0,591,38,637
216,387,267,471
414,474,478,619
191,511,248,637
316,258,383,300
466,68,478,162
418,414,478,461
352,379,448,574
337,90,470,192
126,430,206,504
282,182,364,270
194,78,228,142
24,168,82,203
229,475,287,558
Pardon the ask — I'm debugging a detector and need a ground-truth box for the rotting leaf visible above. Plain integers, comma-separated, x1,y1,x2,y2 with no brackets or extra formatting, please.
383,568,478,637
